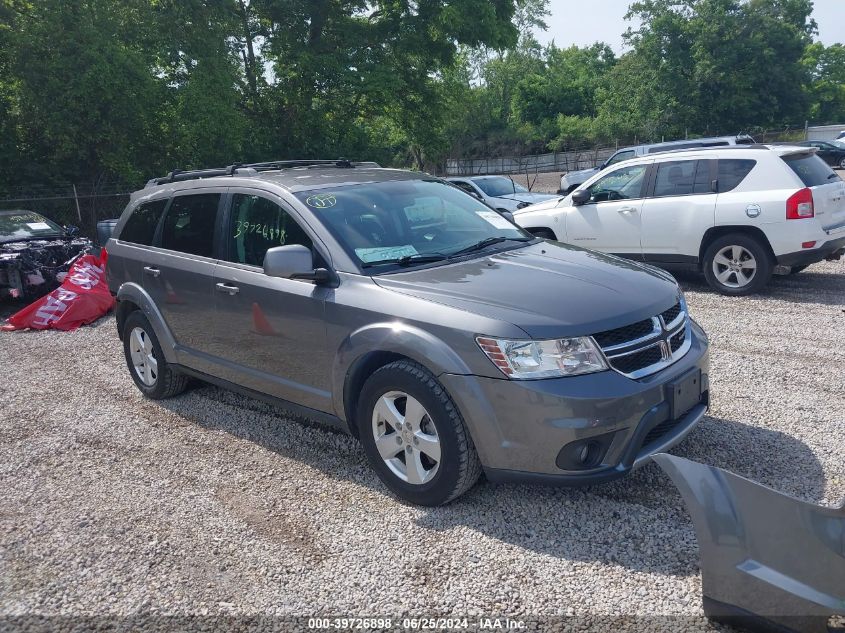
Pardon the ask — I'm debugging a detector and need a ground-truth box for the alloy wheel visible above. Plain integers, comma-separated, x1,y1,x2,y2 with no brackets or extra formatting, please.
371,391,441,485
129,326,158,387
712,245,757,289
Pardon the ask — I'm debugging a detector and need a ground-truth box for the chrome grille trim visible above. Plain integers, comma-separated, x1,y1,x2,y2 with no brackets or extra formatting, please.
591,299,692,379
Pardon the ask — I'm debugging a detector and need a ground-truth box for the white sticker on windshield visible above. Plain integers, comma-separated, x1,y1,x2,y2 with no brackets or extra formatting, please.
355,245,418,263
476,211,514,229
27,222,52,230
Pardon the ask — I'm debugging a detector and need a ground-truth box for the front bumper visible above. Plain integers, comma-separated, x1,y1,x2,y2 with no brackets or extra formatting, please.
440,320,710,485
776,234,845,268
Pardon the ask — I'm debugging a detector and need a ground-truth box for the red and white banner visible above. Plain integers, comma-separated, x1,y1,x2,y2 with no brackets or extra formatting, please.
2,250,115,331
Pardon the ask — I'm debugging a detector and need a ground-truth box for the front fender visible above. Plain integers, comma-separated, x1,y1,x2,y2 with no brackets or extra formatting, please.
116,282,177,363
331,322,475,422
514,207,564,239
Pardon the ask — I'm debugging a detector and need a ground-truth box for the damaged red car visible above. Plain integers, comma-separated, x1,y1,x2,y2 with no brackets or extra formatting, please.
0,209,91,300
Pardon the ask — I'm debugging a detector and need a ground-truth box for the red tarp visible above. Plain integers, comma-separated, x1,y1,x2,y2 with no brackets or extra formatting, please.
2,250,115,331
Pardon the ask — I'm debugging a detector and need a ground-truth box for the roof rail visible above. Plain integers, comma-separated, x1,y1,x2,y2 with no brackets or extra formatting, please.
146,158,376,187
645,144,774,157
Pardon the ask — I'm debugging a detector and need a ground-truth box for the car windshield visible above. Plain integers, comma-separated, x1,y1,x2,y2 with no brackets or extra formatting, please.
831,140,845,150
296,180,531,270
0,211,64,243
473,177,529,197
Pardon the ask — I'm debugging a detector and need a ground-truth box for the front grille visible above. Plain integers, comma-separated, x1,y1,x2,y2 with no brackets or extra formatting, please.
610,345,663,375
592,318,655,348
592,300,690,378
642,417,684,448
670,327,686,352
661,303,682,326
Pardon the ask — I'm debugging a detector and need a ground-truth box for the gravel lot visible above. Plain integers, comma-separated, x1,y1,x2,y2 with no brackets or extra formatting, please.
1,258,844,631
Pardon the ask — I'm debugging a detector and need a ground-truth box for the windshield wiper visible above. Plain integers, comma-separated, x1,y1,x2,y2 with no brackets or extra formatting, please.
448,236,533,258
827,172,840,180
361,253,449,268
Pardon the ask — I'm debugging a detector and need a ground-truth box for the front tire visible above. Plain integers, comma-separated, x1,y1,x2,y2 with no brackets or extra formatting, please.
702,234,773,296
839,157,845,170
357,360,482,506
123,311,188,399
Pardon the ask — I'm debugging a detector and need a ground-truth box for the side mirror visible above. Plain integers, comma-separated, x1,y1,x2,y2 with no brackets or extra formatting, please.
571,189,591,206
263,244,330,283
499,210,515,223
64,225,80,237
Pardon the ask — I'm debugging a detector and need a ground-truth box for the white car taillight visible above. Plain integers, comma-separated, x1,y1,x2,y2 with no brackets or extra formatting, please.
786,188,814,219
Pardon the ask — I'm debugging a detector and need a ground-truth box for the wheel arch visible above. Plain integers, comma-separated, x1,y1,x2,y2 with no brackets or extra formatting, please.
699,225,776,267
514,209,561,240
332,323,474,437
524,226,558,240
115,282,178,362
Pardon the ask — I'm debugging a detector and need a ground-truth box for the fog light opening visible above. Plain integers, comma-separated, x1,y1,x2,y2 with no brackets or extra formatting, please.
577,441,602,468
556,431,616,471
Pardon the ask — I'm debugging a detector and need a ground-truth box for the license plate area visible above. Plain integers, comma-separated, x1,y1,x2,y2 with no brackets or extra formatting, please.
670,369,702,420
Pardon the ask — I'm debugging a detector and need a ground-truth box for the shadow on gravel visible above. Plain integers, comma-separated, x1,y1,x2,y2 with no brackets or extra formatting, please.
411,413,825,578
672,268,845,307
157,384,825,578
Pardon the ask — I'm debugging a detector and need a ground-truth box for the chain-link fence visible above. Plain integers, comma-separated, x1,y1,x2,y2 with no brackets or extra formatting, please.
0,183,133,239
445,126,824,177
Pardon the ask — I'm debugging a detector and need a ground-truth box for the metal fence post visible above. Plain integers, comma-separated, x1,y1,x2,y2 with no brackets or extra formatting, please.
72,184,82,223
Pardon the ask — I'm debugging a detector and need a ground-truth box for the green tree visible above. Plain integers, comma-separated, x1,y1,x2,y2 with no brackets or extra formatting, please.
803,42,845,124
622,0,816,136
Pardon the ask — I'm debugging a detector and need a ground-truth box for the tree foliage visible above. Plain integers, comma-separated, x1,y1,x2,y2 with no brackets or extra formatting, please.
0,0,842,189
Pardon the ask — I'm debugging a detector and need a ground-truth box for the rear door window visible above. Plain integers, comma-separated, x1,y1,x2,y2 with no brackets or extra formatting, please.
160,193,221,257
781,153,838,187
120,199,167,245
717,159,756,192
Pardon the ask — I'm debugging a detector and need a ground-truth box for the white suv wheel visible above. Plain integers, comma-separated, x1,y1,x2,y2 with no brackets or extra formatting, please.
712,245,757,289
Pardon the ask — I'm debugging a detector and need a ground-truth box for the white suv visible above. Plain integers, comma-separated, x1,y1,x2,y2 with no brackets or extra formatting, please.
514,145,845,295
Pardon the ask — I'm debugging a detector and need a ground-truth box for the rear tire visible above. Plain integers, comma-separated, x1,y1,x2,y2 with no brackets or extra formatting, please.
839,157,845,170
123,311,188,399
702,234,773,296
357,360,481,506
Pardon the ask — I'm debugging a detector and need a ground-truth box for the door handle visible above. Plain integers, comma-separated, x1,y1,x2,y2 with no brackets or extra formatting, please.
618,207,638,214
143,266,161,278
215,282,240,296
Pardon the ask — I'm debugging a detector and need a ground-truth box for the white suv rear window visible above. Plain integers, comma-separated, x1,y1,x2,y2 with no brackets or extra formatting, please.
782,153,838,187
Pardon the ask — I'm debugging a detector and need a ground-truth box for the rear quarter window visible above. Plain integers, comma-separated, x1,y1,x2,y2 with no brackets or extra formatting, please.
119,199,168,245
781,153,838,187
717,159,756,192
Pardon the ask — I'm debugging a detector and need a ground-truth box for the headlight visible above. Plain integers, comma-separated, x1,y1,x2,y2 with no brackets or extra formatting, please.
476,336,608,379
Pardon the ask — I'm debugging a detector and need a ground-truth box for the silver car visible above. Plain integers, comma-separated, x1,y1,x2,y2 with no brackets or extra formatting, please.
447,175,557,212
107,160,710,505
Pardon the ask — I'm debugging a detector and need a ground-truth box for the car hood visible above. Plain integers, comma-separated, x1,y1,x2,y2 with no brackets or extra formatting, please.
513,196,567,216
372,242,680,339
493,192,558,204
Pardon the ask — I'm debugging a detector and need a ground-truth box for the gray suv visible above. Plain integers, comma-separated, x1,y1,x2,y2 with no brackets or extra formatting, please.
107,159,710,506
